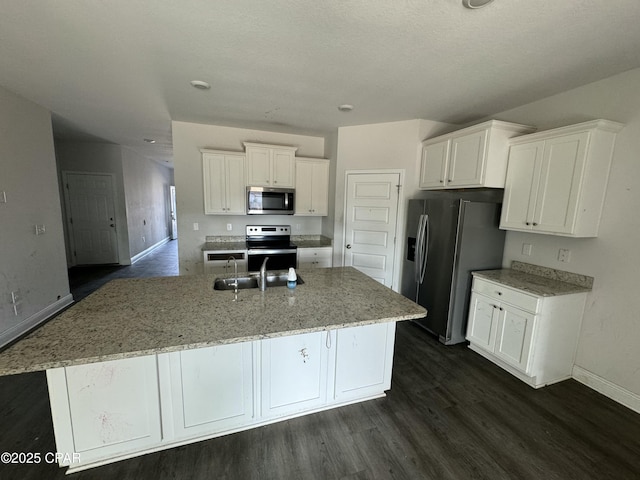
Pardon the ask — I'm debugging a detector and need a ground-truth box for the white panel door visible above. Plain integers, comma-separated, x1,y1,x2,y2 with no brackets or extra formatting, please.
65,172,119,265
344,173,400,287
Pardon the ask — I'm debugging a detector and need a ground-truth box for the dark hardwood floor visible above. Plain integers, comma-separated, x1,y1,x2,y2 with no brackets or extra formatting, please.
2,241,639,479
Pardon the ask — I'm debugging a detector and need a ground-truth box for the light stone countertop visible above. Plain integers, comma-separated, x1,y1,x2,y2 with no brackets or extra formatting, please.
201,235,332,251
472,263,593,297
0,267,426,376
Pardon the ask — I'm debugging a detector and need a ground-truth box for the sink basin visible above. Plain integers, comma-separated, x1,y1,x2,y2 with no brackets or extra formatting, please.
213,272,304,290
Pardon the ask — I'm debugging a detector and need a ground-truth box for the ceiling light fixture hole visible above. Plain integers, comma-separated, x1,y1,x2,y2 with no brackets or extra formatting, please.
190,80,211,90
462,0,495,9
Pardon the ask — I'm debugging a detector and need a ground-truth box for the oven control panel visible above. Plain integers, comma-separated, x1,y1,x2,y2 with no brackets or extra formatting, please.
246,225,291,236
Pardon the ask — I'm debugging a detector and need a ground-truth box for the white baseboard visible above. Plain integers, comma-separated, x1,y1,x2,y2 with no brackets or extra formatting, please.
572,365,640,415
0,294,74,349
131,237,171,264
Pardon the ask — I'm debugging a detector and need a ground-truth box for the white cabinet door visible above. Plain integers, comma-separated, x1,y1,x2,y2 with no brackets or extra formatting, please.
419,140,449,189
47,355,162,466
494,305,536,374
225,154,247,214
500,141,544,230
297,247,333,269
447,129,488,187
202,152,246,214
466,292,499,352
295,159,329,215
261,331,329,417
272,149,295,187
334,323,395,401
246,146,272,187
168,343,254,439
532,133,588,234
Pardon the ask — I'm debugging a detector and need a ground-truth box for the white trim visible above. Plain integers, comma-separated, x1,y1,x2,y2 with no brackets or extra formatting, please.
572,365,640,415
341,169,406,292
0,295,74,349
131,237,171,264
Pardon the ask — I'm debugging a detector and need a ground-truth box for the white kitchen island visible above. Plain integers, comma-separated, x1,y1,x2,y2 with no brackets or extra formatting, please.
0,267,426,473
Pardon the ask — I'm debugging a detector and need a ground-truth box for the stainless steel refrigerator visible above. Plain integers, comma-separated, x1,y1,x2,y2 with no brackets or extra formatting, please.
400,190,506,345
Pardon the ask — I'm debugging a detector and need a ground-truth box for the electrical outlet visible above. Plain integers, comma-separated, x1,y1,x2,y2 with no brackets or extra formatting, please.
142,236,146,243
35,224,46,235
558,248,571,263
295,224,302,231
226,223,232,231
193,223,199,231
522,243,533,256
0,191,6,203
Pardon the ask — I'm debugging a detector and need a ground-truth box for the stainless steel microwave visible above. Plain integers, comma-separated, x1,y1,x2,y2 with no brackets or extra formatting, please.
247,186,295,215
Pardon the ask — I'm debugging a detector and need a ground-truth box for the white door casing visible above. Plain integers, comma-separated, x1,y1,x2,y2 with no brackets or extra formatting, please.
343,172,401,288
63,172,119,265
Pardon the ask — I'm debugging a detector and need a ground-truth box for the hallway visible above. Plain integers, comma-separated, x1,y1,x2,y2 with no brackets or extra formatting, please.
67,240,178,301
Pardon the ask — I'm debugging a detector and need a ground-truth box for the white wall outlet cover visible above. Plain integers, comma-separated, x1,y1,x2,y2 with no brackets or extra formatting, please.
226,223,232,231
193,223,199,231
522,243,533,256
0,191,6,203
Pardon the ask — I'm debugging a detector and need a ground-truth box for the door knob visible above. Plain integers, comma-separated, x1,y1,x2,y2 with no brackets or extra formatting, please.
110,224,115,227
346,244,352,249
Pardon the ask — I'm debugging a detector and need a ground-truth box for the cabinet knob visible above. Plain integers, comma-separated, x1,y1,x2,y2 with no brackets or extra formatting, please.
532,222,538,226
439,180,444,183
496,291,502,295
274,181,277,184
525,222,530,226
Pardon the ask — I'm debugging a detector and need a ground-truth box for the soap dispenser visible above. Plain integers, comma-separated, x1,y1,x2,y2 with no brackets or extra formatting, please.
287,267,297,289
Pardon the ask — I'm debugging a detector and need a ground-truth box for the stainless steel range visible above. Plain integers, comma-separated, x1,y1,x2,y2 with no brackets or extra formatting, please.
246,225,297,272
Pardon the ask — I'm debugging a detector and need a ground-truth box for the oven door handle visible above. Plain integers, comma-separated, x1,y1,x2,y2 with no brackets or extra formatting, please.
247,248,297,255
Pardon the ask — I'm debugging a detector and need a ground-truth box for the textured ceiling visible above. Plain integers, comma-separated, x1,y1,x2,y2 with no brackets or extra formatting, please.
1,0,640,165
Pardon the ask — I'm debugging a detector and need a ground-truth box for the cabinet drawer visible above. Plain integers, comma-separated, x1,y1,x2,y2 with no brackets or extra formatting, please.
472,278,540,313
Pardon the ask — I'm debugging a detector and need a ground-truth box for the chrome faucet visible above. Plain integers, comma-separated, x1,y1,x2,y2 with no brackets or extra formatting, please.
227,256,239,297
259,257,269,291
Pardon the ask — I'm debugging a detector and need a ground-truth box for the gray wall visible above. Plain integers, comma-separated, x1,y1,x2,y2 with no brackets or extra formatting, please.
0,86,71,347
122,148,174,257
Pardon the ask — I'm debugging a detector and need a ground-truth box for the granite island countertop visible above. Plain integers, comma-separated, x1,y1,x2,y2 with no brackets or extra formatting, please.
0,267,425,376
472,261,594,297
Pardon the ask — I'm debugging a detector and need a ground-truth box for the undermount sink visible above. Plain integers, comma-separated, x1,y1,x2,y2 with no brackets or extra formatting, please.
213,272,304,290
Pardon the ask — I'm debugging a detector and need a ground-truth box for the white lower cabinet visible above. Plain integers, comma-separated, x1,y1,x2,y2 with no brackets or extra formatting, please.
46,355,162,467
466,276,586,388
334,322,396,401
166,343,254,439
297,246,333,269
260,331,330,417
47,322,397,472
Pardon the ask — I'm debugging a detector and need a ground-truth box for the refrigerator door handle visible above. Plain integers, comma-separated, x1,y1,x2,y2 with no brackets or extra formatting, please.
415,214,428,284
414,214,424,283
419,214,429,284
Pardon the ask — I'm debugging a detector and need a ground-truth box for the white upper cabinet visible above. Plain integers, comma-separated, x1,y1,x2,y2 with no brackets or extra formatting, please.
202,150,246,215
295,157,330,216
244,142,297,188
419,120,534,190
500,119,624,237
